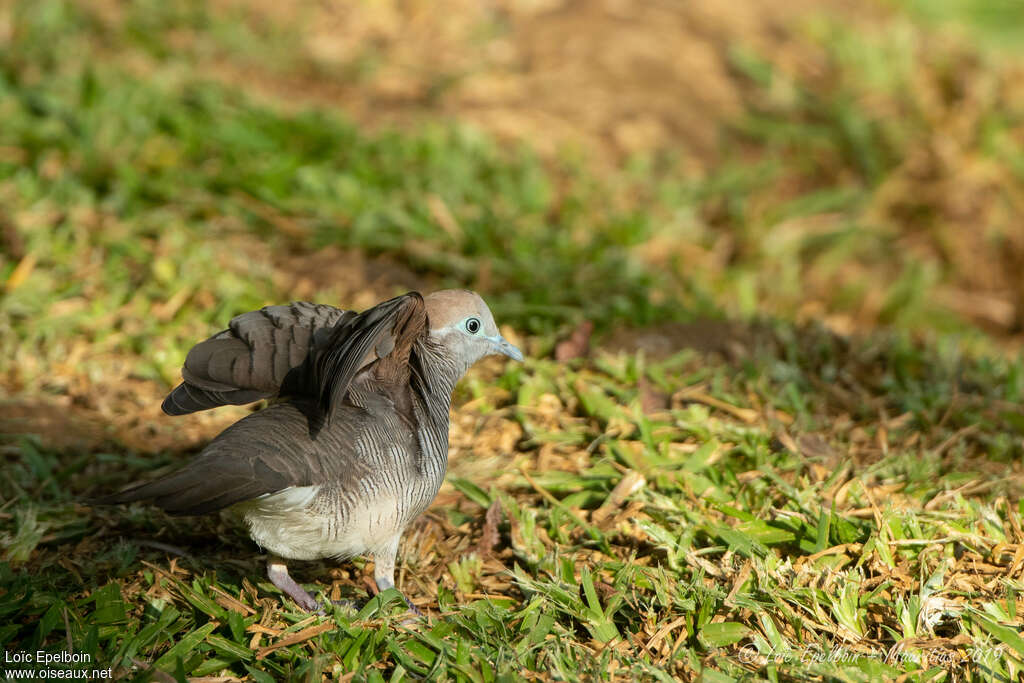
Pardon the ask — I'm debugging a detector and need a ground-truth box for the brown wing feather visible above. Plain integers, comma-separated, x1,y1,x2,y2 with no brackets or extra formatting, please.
369,294,428,388
162,301,352,415
294,292,426,416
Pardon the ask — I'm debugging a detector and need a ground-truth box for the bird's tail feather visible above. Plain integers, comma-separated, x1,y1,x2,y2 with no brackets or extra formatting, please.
162,382,265,415
88,463,268,516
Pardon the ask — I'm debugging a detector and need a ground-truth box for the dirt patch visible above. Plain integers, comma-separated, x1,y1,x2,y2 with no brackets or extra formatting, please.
0,400,107,452
0,391,250,455
198,0,827,166
272,245,431,308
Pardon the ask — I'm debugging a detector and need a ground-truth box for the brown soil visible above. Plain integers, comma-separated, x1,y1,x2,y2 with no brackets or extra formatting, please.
202,0,832,166
271,244,431,308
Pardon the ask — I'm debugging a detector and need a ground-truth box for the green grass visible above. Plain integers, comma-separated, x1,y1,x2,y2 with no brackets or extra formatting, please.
3,0,1024,680
896,0,1024,50
3,333,1024,680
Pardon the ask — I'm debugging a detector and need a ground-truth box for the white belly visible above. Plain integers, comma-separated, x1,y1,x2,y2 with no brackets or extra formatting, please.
236,486,405,561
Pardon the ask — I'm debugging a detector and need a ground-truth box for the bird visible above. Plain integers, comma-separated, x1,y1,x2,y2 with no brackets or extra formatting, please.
94,290,523,613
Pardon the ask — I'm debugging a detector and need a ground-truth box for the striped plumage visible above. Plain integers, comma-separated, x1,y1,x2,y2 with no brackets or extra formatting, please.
95,290,522,613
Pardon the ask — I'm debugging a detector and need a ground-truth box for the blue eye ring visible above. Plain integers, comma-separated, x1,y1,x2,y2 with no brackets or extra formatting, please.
465,317,482,334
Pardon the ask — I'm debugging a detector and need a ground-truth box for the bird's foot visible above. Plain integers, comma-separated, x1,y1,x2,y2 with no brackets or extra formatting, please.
397,599,424,626
373,582,424,619
372,547,424,621
291,591,321,612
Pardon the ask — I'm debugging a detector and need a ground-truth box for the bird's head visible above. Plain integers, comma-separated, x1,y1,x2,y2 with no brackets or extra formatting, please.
424,290,523,369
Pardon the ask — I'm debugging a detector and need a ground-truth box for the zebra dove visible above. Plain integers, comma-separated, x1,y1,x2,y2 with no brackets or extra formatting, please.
95,290,522,613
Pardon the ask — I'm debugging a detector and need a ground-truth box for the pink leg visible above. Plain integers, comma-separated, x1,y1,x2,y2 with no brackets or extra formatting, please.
267,557,320,612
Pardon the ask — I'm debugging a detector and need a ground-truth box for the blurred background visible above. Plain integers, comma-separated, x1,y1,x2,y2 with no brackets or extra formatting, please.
1,0,1023,452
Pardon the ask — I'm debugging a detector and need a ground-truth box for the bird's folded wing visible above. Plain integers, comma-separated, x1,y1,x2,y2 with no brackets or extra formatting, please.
91,449,300,515
98,392,399,515
161,301,353,415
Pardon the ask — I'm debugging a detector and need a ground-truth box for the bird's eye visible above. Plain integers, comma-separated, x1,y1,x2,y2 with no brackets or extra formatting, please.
465,317,482,334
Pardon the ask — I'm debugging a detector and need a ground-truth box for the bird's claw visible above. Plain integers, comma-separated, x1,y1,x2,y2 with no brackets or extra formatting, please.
403,596,425,619
297,596,322,613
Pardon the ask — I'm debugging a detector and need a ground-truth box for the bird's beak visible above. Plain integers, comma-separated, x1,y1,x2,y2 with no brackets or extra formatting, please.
490,335,524,362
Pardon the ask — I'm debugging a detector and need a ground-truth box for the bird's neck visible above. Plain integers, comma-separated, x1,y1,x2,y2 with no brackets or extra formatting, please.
406,338,464,481
413,337,466,404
